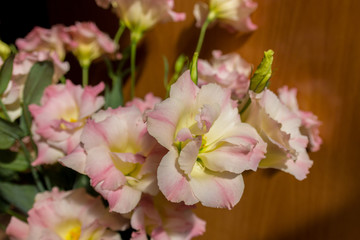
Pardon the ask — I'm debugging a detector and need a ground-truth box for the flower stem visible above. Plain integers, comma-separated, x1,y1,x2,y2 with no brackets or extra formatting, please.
82,65,89,87
130,35,139,99
114,21,126,44
19,141,45,192
195,10,216,54
191,11,216,84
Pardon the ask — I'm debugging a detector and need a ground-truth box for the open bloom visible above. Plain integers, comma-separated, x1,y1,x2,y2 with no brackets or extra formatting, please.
278,86,322,152
125,92,161,114
61,106,164,214
1,51,69,121
6,188,128,240
29,80,104,166
241,89,313,180
198,50,251,100
16,25,68,60
63,22,117,67
95,0,186,33
194,0,257,32
131,194,206,240
146,71,266,209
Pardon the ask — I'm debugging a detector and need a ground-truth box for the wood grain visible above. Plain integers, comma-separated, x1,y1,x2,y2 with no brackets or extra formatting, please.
131,0,360,239
2,0,359,239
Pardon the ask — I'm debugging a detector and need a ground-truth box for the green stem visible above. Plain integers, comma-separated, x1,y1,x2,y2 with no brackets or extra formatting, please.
19,141,45,192
41,167,52,190
191,11,216,85
195,13,214,54
6,208,27,222
114,21,126,44
82,65,90,87
130,37,138,99
0,99,10,121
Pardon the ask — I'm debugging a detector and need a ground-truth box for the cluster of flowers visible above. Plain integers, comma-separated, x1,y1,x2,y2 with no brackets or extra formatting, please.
0,0,321,239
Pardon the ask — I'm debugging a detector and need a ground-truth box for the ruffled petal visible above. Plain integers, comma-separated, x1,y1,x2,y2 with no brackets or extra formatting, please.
190,165,244,209
157,148,198,205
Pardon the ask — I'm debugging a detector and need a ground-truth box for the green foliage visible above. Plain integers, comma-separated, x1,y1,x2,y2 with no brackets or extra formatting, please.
23,61,54,106
249,50,274,93
0,182,37,213
0,117,25,140
0,54,14,95
21,61,54,133
0,168,19,181
0,133,15,149
0,150,29,171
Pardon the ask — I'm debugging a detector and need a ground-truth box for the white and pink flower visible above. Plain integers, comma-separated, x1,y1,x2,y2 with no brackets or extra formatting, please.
131,194,206,240
16,25,68,61
194,0,258,32
146,71,266,209
6,188,128,240
61,106,164,214
96,0,186,33
63,22,117,67
29,80,104,166
278,86,322,152
198,50,252,100
241,89,313,180
125,92,161,114
1,51,69,121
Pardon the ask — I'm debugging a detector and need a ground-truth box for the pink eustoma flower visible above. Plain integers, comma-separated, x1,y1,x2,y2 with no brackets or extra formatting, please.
1,51,69,121
278,86,322,152
6,188,128,240
194,0,258,32
62,22,117,67
95,0,186,33
131,194,206,240
125,92,162,114
241,89,313,180
146,71,266,209
16,25,68,61
198,50,252,100
29,80,104,166
61,106,164,214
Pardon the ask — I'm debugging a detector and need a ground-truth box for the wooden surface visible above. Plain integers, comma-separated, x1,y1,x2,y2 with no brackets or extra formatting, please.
128,0,360,239
2,0,360,239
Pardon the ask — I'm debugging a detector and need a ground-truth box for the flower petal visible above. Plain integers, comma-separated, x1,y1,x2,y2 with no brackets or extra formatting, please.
157,148,198,205
190,165,244,209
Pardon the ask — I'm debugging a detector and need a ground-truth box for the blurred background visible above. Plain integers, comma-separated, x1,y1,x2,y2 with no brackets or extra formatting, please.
1,0,360,239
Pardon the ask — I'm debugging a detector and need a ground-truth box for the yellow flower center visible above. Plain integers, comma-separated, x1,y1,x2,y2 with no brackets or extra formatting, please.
65,226,81,240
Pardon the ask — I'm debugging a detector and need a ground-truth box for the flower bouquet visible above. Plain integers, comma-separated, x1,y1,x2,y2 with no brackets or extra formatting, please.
0,0,322,239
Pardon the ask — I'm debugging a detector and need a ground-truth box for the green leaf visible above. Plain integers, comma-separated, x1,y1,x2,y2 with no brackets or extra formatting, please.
0,183,37,213
22,61,54,106
0,150,29,171
0,54,14,95
0,168,19,181
0,198,10,213
0,117,25,140
0,132,15,149
249,50,274,93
